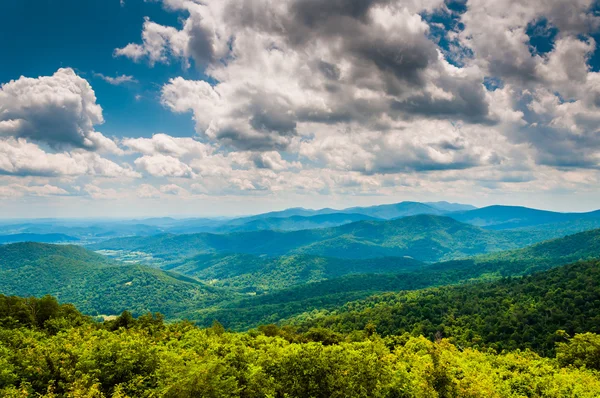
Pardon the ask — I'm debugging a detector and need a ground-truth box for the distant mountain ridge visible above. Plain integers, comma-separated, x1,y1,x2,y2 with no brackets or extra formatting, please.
90,214,555,263
0,233,78,244
450,205,600,230
0,201,476,238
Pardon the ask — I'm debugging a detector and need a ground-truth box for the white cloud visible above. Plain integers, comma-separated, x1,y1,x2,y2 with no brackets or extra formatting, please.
0,138,139,178
160,183,189,196
134,153,196,178
0,183,69,198
123,133,211,157
0,68,121,154
114,17,189,65
94,73,138,85
83,184,122,200
7,0,600,206
137,183,161,198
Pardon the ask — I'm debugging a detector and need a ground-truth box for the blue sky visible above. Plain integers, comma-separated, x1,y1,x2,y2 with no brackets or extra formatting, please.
1,0,600,218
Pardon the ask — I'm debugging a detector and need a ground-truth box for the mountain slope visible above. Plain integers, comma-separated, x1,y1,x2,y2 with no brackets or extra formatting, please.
0,243,229,317
189,228,600,330
164,253,424,292
220,213,382,232
341,201,445,219
92,214,547,263
451,205,600,230
424,201,477,212
291,259,600,356
0,233,79,244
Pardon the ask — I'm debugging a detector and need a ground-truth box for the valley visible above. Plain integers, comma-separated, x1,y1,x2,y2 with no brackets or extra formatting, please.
2,202,600,396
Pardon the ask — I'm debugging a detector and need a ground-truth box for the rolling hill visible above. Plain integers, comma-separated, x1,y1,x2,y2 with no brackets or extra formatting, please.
450,205,600,230
163,253,424,292
216,213,383,233
188,228,600,330
0,233,79,244
290,259,600,356
0,243,230,317
91,214,552,263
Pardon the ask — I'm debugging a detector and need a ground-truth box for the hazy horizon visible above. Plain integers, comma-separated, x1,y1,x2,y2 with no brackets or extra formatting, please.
1,198,599,221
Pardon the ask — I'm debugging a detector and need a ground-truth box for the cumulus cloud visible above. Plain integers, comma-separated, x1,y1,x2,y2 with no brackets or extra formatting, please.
94,73,138,85
136,183,161,198
160,183,189,196
122,0,494,154
6,0,598,203
83,184,122,200
123,133,211,157
0,138,139,178
134,153,196,178
0,183,69,198
112,0,600,175
0,68,121,154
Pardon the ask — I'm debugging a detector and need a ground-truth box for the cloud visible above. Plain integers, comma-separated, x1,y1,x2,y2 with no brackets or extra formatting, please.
114,17,188,65
123,133,211,157
136,183,161,198
123,1,494,153
0,68,121,154
0,183,69,198
0,138,139,178
83,184,122,200
94,73,138,85
113,0,600,173
134,153,196,178
250,151,301,171
159,183,189,195
298,120,501,174
5,0,598,205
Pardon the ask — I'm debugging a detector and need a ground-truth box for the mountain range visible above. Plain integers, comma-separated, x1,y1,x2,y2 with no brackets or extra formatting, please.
4,225,600,329
90,213,598,263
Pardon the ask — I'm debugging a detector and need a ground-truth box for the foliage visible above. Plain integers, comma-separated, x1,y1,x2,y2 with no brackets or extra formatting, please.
0,300,600,397
556,332,600,371
290,260,600,356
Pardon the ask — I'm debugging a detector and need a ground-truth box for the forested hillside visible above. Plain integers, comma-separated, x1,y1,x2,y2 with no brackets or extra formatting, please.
91,214,558,263
0,243,230,317
164,253,423,291
1,295,599,397
291,260,600,356
0,233,79,244
5,228,600,330
183,229,600,329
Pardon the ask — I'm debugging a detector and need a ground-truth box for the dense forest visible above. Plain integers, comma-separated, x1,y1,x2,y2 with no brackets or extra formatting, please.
290,260,600,356
1,295,600,397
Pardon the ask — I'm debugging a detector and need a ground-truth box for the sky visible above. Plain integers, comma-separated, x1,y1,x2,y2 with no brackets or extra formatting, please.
2,0,600,218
